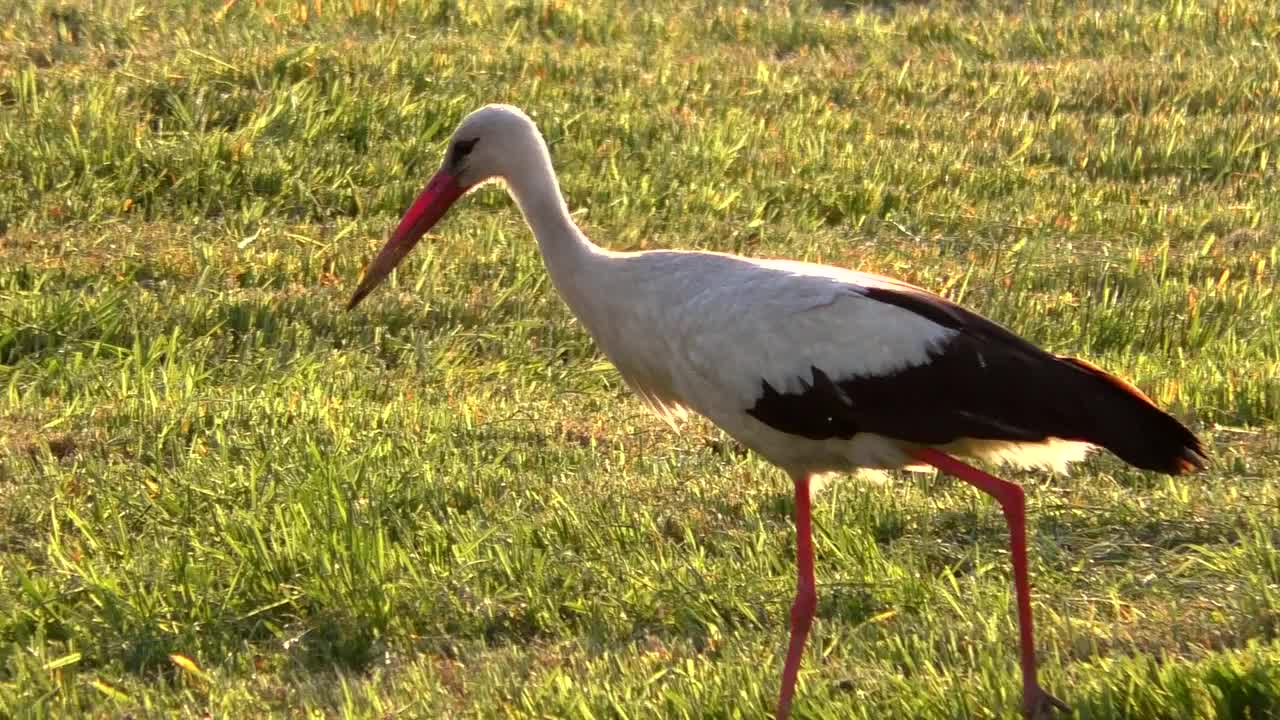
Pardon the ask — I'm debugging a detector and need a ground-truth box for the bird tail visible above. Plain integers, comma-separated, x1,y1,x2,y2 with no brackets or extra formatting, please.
1056,357,1207,475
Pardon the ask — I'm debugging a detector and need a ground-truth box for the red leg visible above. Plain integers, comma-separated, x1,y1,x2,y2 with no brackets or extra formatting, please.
911,449,1070,719
776,472,816,720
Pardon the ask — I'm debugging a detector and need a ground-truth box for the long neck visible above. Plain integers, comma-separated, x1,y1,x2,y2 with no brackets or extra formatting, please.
504,151,609,312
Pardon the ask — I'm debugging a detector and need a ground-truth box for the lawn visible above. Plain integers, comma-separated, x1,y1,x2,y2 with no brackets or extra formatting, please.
1,0,1279,717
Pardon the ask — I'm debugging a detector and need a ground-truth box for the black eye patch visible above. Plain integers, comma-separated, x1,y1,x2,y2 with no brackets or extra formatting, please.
449,138,479,166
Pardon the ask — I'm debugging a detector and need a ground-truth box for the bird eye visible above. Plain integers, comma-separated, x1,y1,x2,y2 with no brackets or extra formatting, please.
450,138,479,166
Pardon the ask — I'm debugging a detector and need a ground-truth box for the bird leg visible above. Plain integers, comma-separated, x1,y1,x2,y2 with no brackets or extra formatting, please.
910,448,1071,719
776,471,816,720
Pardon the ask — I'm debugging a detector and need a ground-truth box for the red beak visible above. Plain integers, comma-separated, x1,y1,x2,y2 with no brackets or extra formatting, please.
347,170,466,310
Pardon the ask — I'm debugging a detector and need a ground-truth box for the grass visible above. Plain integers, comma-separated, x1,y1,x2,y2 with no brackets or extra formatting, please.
1,0,1279,717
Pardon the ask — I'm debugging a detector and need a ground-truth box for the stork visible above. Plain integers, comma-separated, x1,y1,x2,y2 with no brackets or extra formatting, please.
347,104,1206,719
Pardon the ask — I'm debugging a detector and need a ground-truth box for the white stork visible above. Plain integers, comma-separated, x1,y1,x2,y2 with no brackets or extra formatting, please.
348,104,1206,719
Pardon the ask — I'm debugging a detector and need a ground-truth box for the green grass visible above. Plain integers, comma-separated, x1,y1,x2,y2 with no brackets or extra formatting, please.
2,0,1279,717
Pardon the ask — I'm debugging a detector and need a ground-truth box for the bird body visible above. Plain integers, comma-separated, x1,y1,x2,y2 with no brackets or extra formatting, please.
497,234,1199,479
348,104,1206,719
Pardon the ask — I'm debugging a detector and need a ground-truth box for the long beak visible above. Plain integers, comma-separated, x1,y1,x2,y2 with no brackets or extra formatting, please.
347,169,466,310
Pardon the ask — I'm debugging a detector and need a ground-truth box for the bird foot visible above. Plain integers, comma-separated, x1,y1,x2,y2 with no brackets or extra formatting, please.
1023,684,1071,719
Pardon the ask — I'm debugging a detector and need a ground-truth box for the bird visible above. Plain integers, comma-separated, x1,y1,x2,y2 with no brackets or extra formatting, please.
347,104,1206,719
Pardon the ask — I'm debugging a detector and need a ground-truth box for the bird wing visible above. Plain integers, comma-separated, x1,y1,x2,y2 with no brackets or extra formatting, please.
671,256,1079,446
669,256,1202,474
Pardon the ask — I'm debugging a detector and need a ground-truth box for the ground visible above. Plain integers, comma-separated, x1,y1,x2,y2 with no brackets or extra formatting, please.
1,0,1278,718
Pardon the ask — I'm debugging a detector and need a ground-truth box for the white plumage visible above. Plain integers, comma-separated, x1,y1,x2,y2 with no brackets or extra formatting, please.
348,104,1204,720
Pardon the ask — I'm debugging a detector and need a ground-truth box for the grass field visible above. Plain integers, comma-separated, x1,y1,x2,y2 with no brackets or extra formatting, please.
2,0,1280,717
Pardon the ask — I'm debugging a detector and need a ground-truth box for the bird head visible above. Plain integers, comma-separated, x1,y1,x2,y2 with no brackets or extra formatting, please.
347,104,544,309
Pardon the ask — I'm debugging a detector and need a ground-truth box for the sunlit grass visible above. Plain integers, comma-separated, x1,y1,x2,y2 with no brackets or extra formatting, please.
1,0,1278,717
